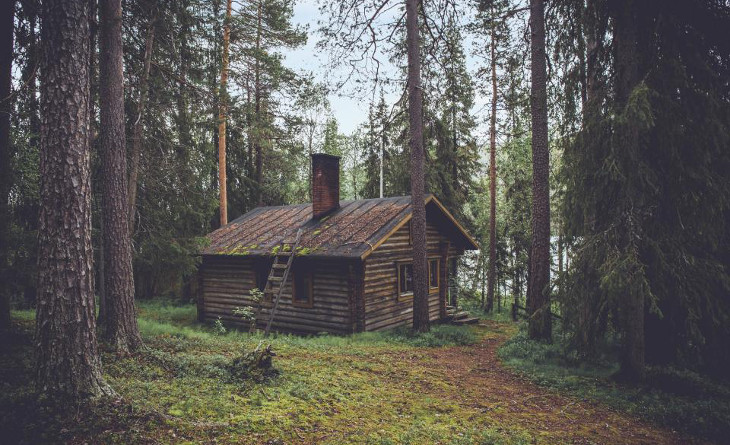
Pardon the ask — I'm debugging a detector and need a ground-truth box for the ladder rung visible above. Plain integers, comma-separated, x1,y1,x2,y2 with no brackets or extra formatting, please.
269,276,284,282
272,263,287,270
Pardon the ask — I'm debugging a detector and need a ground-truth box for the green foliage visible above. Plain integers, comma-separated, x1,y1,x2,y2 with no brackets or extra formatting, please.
560,0,730,374
232,306,255,322
212,317,227,336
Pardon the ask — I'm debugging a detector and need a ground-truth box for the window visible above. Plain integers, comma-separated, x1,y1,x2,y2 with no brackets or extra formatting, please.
398,262,414,299
398,260,439,298
293,264,313,307
255,258,273,293
428,258,439,291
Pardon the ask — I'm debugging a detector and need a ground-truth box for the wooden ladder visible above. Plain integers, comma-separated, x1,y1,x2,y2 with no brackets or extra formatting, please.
260,229,302,337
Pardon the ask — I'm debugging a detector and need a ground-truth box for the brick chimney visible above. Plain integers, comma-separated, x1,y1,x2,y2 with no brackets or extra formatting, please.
311,153,340,219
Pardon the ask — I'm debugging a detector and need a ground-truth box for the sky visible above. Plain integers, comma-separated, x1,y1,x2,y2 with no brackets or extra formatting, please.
281,0,376,134
281,0,492,138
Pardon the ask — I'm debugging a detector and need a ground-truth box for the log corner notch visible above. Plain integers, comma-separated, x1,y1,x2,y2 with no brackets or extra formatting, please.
348,261,365,333
439,241,450,320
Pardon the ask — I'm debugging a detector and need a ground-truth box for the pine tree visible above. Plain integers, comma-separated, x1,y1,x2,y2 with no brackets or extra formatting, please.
218,0,231,224
527,0,552,341
0,0,14,333
36,0,111,399
97,0,143,352
406,0,429,333
127,3,156,230
561,0,730,378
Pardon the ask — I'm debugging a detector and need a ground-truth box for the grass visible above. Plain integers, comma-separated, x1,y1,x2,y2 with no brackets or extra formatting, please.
2,301,536,445
4,301,725,444
499,324,730,442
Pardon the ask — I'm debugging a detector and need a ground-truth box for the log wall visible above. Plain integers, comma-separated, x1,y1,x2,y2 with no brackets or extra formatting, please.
200,256,354,335
362,220,460,331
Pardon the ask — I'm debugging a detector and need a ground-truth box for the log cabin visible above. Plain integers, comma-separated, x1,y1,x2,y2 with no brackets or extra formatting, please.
197,154,479,334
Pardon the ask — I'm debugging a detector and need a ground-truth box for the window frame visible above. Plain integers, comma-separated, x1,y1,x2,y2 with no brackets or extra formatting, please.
396,261,414,301
292,263,314,308
428,257,440,292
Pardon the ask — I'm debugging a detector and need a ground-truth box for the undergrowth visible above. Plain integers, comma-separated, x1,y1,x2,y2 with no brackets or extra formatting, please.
499,324,730,442
1,301,492,445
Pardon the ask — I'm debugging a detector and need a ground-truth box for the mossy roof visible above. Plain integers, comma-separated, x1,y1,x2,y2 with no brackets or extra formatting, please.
202,194,478,259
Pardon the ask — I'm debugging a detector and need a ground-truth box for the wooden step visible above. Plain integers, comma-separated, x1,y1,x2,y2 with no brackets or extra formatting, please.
452,317,480,325
272,263,288,270
453,311,470,320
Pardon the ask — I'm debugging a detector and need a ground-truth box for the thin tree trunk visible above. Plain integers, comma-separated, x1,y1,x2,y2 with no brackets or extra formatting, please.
512,246,520,320
480,254,486,308
487,21,498,314
218,0,232,224
614,0,645,382
89,0,106,325
0,0,14,332
527,0,552,341
379,129,384,198
36,0,111,399
127,12,156,230
406,0,428,333
98,0,142,352
585,0,598,110
254,0,264,206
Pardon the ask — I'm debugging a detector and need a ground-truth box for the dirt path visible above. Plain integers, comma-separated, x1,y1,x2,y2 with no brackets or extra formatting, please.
396,320,705,445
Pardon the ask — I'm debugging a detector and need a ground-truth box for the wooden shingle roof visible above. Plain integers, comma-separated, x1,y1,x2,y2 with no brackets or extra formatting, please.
202,194,478,259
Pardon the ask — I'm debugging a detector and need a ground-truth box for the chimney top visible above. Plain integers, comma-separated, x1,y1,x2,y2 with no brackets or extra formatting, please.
311,153,340,219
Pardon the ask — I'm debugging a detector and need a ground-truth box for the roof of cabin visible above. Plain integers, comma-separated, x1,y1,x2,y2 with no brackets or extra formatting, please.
202,194,478,259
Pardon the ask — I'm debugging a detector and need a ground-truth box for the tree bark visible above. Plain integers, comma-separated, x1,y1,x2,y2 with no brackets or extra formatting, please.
406,0,428,333
36,0,111,399
218,0,232,224
254,0,264,206
0,0,15,332
487,20,498,314
98,0,143,352
613,0,645,382
527,0,552,341
406,0,430,332
127,12,156,230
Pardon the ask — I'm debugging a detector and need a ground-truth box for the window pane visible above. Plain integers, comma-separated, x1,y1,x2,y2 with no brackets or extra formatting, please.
294,270,312,302
399,265,406,293
399,263,413,294
429,259,438,288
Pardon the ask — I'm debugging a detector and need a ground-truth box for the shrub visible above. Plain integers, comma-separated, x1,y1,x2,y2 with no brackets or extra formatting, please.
212,317,226,336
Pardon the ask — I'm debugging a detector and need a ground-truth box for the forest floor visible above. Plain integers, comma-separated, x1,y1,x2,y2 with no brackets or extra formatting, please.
0,303,719,445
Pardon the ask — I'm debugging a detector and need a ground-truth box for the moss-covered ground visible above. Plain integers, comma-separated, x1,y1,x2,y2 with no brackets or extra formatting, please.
0,302,714,444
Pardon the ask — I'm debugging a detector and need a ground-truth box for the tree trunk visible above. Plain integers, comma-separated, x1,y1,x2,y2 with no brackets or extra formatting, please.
585,0,598,110
127,12,156,230
613,0,645,382
379,128,384,198
36,0,111,399
512,246,520,321
218,0,232,224
487,21,498,314
527,0,552,341
0,0,15,332
406,0,428,333
254,0,264,206
97,0,142,352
